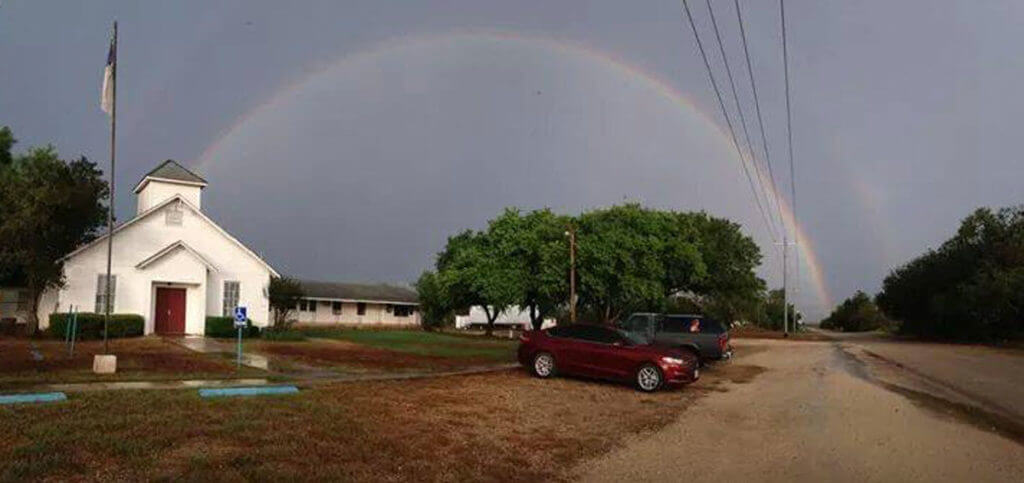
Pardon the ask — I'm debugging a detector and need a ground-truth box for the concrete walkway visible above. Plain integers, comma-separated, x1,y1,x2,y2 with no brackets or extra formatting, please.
38,378,273,393
169,336,271,370
9,364,518,394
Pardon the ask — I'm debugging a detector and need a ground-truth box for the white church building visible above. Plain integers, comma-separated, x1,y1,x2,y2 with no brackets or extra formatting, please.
37,160,278,335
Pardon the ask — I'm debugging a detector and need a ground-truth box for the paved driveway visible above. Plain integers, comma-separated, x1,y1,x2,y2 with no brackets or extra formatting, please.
576,339,1024,482
828,331,1024,426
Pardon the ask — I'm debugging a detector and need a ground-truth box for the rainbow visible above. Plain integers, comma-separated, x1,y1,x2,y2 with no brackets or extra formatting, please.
190,30,832,314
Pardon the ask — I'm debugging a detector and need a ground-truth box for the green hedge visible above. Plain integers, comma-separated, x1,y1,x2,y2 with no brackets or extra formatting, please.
205,316,261,338
48,313,144,340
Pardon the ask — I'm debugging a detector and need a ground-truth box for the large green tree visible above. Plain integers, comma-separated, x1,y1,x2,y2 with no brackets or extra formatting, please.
421,203,765,330
435,229,519,335
684,212,764,323
0,138,108,333
487,208,571,330
575,204,695,324
877,206,1024,341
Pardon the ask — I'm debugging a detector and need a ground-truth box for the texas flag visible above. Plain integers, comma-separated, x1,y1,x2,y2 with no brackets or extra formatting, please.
100,34,116,115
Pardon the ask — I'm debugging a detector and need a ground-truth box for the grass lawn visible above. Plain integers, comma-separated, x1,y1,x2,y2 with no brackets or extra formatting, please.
0,362,766,481
0,338,264,389
298,329,518,361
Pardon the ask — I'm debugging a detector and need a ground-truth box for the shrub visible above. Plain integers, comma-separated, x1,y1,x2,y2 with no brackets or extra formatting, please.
205,316,261,338
48,313,144,340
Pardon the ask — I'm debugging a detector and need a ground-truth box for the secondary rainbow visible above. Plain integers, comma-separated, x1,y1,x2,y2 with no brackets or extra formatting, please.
190,30,832,313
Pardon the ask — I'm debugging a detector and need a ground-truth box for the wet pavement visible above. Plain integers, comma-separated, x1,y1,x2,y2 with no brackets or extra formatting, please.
168,336,271,370
38,378,273,393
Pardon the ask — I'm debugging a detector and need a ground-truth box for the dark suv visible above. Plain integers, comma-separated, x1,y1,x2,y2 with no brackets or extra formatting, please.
617,313,732,365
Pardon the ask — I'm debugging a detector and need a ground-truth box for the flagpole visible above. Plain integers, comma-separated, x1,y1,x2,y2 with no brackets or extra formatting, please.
103,20,117,354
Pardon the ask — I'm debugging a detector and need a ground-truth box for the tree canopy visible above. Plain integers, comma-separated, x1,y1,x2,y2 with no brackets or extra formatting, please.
877,206,1024,341
268,276,305,329
0,128,109,332
820,291,888,332
760,288,801,331
420,203,764,331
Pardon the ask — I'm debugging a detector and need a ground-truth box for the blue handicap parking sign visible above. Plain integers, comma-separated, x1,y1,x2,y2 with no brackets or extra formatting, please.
233,306,247,327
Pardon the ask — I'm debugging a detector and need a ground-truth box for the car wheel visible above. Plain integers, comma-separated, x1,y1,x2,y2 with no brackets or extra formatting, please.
532,352,556,378
636,363,663,392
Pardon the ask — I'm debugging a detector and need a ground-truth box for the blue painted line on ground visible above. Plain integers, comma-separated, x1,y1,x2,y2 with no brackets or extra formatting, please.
0,392,67,405
198,386,299,398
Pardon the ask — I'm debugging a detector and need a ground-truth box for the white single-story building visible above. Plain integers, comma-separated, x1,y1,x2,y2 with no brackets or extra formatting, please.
292,280,420,326
455,306,556,331
0,287,30,325
37,160,279,335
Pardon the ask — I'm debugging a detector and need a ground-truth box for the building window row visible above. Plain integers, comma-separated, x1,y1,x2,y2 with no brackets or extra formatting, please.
292,300,415,317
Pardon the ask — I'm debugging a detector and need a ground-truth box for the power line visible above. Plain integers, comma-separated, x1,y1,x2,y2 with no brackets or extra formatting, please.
704,0,781,240
681,0,778,242
705,0,780,238
734,0,785,231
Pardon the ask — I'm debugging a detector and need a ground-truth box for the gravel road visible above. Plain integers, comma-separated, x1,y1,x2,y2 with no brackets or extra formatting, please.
575,339,1024,482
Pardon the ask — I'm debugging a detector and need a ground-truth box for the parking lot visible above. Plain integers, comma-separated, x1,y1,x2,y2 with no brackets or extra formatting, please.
0,340,760,481
4,331,1024,481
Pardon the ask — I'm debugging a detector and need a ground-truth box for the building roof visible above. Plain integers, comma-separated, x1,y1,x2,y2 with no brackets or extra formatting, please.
133,159,207,193
298,280,419,305
62,195,279,277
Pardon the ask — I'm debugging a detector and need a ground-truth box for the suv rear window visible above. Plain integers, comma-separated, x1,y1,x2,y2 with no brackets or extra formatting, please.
662,316,727,334
662,316,702,333
698,319,726,334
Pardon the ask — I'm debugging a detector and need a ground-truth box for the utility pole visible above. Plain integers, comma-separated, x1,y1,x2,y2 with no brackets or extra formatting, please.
566,225,576,324
782,235,789,337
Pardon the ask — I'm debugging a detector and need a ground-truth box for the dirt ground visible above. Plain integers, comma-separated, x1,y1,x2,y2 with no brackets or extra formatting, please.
0,337,257,388
577,338,1024,482
0,363,757,481
248,338,505,373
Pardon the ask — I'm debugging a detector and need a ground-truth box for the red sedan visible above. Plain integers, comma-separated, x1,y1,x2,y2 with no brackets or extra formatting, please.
517,324,700,392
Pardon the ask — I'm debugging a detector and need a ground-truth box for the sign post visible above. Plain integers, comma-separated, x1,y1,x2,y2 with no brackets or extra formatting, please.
233,306,247,368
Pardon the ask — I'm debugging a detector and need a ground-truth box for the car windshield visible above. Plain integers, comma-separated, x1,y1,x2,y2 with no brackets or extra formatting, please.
618,328,650,346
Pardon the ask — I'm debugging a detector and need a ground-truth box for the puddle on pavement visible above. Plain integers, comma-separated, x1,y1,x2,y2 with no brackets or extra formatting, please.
832,342,1024,445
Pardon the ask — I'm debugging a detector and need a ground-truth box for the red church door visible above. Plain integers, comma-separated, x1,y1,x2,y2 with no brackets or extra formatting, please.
155,288,187,335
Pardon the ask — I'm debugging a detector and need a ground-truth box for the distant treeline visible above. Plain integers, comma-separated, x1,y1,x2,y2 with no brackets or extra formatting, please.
825,206,1023,341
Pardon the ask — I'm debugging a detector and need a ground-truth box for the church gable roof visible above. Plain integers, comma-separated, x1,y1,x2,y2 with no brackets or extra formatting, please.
133,160,207,193
63,195,279,277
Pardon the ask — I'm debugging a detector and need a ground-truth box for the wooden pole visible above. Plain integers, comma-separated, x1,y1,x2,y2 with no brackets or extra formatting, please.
569,226,576,324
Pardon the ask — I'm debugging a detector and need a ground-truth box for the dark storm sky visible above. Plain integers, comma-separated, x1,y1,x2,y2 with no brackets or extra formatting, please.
2,1,1022,320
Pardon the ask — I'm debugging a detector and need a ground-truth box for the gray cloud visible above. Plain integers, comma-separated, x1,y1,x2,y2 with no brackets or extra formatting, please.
3,0,1023,320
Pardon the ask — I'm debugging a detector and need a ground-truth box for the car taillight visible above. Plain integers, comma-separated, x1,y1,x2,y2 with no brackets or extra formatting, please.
519,332,531,342
718,333,728,350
